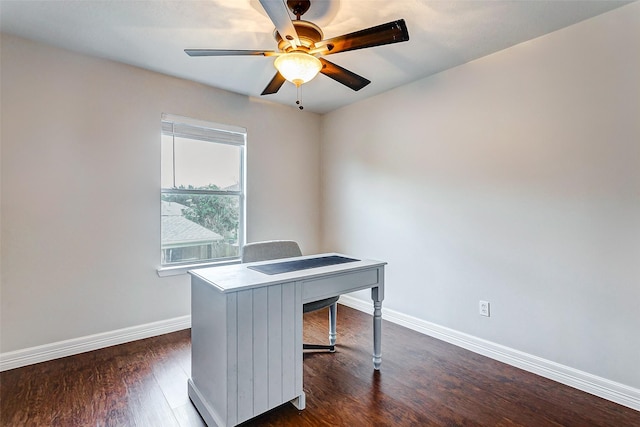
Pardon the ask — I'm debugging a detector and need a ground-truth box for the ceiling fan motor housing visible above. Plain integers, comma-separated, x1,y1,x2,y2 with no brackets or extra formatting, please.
275,20,323,52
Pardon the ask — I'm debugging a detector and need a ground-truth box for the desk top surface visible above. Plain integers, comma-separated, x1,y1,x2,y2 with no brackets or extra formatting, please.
189,253,386,293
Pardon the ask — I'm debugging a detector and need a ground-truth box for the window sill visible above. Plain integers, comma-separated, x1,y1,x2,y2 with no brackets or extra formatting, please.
157,259,241,277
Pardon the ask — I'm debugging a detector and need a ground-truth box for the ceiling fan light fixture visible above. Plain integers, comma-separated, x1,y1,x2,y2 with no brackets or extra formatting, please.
274,52,322,86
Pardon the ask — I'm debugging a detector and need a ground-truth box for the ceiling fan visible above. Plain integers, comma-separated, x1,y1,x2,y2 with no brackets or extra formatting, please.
185,0,409,109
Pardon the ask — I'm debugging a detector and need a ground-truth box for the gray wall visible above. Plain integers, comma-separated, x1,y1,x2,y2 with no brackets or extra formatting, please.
320,3,639,388
0,34,322,352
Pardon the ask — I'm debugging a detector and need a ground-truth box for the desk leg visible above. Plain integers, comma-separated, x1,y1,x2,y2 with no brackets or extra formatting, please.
290,392,306,410
329,303,337,346
371,286,383,370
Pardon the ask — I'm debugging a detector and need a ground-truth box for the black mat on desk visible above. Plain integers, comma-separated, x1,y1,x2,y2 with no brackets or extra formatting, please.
248,255,360,275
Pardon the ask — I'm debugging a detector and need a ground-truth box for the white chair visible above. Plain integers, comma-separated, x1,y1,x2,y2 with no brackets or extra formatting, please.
241,240,338,352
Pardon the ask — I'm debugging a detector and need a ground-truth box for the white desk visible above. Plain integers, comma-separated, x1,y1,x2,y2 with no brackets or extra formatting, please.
187,253,386,427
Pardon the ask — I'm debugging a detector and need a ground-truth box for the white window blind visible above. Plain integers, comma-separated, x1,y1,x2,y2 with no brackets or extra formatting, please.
161,114,246,147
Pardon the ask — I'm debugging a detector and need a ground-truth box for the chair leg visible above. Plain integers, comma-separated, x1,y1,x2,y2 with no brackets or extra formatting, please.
303,343,335,351
302,303,338,352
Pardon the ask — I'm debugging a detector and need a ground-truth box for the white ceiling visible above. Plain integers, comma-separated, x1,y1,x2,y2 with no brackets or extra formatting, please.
0,0,631,113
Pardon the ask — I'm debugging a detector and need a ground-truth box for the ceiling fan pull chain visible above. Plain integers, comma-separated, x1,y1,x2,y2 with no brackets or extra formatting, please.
296,84,304,110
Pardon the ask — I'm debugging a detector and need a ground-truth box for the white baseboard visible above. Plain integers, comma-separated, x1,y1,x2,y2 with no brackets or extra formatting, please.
338,295,640,412
0,315,191,372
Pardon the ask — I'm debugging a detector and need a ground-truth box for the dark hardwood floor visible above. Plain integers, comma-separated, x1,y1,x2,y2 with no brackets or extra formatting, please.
1,305,638,426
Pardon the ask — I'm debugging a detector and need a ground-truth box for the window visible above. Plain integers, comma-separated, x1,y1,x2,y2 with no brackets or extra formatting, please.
160,114,245,270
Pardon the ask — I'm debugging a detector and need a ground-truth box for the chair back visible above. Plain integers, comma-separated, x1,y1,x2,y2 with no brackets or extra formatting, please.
241,240,302,263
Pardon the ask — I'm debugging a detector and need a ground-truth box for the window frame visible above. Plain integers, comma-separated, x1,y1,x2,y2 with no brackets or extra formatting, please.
157,114,246,276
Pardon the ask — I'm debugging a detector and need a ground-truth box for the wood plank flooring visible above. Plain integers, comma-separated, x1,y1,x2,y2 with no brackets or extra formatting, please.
1,305,638,426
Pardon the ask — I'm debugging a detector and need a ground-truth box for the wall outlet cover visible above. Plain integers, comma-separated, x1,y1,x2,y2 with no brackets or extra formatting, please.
479,301,490,317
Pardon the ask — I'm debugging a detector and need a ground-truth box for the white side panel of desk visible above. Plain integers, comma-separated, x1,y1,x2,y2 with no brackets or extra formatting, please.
189,276,303,427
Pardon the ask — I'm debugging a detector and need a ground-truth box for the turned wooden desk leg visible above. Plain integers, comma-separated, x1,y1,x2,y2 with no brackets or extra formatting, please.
372,286,383,370
329,303,337,346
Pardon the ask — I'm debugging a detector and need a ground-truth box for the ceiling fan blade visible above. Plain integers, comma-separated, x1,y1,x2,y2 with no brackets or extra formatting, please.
261,71,287,95
259,0,300,48
314,19,409,55
319,58,371,91
185,49,277,57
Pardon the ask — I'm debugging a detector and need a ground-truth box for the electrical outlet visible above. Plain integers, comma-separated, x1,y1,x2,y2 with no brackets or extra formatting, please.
479,300,490,317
